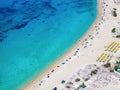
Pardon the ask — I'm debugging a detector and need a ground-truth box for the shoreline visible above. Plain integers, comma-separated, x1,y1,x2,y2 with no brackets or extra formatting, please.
22,0,103,90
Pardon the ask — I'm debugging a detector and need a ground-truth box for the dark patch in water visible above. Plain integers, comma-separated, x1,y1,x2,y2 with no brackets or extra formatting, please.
49,13,55,17
6,19,13,23
2,30,9,33
42,20,45,23
21,1,29,5
0,7,17,16
42,1,56,10
49,10,56,17
0,38,3,42
11,0,19,6
0,33,6,42
27,34,31,36
0,32,2,35
30,14,41,20
56,3,61,6
10,22,28,30
4,7,17,13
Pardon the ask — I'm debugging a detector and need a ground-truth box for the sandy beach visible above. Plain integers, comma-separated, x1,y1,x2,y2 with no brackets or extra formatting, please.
22,0,120,90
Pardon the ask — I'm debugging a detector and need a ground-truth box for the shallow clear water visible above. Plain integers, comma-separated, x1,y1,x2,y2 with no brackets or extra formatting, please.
0,0,97,89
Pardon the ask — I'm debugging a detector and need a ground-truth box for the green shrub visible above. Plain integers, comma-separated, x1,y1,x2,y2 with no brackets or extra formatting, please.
116,35,120,38
114,65,118,71
75,78,80,82
113,10,117,17
113,8,117,10
110,69,114,72
112,28,116,33
90,69,98,76
104,63,111,68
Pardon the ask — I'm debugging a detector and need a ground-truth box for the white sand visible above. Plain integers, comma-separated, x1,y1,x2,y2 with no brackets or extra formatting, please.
23,0,120,90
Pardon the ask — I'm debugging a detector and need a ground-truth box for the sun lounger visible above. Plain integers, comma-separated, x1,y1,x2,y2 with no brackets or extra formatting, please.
111,43,118,52
113,43,119,52
105,42,115,51
107,54,113,62
103,54,111,62
109,42,117,51
97,53,105,61
114,47,119,53
106,54,112,62
99,53,107,62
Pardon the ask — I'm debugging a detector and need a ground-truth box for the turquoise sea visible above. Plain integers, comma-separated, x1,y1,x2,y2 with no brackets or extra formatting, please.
0,0,97,89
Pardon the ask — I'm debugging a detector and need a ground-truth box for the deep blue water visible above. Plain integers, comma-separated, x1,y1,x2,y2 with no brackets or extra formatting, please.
0,0,97,90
